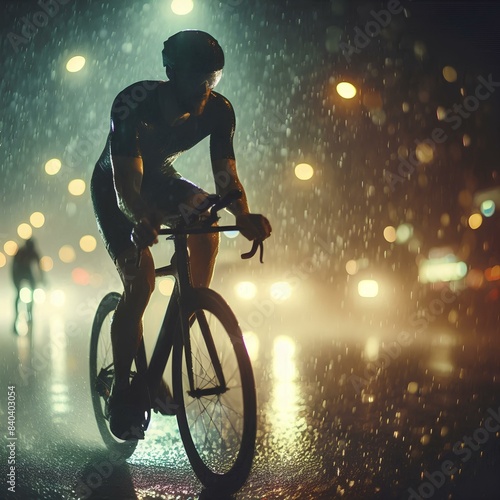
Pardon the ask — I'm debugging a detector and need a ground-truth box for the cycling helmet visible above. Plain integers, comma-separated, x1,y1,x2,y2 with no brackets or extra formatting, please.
162,30,224,88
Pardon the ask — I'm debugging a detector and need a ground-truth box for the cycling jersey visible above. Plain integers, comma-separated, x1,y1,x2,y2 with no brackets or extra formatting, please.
91,80,236,261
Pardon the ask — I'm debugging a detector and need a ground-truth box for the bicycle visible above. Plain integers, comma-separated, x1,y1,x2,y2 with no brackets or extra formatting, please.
89,190,262,493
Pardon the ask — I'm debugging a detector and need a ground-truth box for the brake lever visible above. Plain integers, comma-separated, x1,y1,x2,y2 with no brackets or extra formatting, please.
241,239,264,263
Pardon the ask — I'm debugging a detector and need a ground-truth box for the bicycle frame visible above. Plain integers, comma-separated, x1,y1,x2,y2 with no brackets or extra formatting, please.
144,224,240,399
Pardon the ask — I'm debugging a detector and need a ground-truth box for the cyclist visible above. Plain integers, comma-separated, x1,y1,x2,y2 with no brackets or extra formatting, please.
91,30,272,440
12,238,43,334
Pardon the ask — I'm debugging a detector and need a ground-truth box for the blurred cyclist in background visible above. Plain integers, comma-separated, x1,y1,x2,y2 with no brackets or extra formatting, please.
12,238,44,335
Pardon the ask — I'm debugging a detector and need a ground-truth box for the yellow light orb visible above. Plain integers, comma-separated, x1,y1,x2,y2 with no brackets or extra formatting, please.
0,252,6,268
383,226,397,243
66,56,86,73
336,81,357,99
345,260,358,275
295,163,314,180
30,212,45,228
468,213,482,230
415,142,434,163
358,279,379,298
40,256,53,271
79,235,97,252
68,179,86,196
45,158,62,175
17,223,33,239
59,245,76,263
235,281,257,300
442,66,457,83
171,0,193,15
4,241,18,256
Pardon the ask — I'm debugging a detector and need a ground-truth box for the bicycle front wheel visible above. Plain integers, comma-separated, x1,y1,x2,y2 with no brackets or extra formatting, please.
89,292,142,457
173,288,257,493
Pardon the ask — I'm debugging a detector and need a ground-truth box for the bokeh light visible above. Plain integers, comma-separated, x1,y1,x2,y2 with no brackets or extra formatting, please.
30,212,45,228
336,81,357,99
468,213,483,229
485,266,500,282
0,252,6,268
415,142,434,163
68,179,86,196
345,260,358,275
294,163,314,180
72,267,90,285
17,223,33,239
223,230,239,239
20,287,33,304
442,66,458,82
66,56,86,73
79,235,97,252
45,158,62,175
171,0,193,15
480,200,495,217
396,224,413,244
383,226,397,243
235,281,257,300
358,280,379,298
4,241,18,256
33,289,46,304
40,256,54,272
59,245,76,263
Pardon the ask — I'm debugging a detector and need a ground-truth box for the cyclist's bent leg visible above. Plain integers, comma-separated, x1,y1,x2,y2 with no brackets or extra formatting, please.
188,231,220,288
112,245,155,391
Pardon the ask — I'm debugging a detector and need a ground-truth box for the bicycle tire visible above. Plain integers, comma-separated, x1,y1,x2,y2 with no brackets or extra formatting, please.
89,292,144,457
172,288,257,493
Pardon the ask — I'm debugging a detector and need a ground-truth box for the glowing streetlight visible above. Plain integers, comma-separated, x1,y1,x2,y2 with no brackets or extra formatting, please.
358,280,379,298
171,0,193,15
79,235,97,252
468,213,482,229
17,223,33,239
294,163,314,180
336,81,357,99
68,179,86,196
45,158,62,175
30,212,45,228
66,56,86,73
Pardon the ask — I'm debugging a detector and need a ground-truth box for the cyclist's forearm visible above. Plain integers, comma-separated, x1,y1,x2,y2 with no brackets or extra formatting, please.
212,158,250,216
112,155,148,224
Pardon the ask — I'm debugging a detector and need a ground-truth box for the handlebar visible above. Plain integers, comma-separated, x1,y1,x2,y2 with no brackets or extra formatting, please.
134,190,265,267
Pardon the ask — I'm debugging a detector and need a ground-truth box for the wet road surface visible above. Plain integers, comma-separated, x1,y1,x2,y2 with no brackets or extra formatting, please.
1,286,500,500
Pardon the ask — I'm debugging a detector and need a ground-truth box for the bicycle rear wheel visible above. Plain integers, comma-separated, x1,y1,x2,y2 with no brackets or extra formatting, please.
173,288,257,493
89,292,147,457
